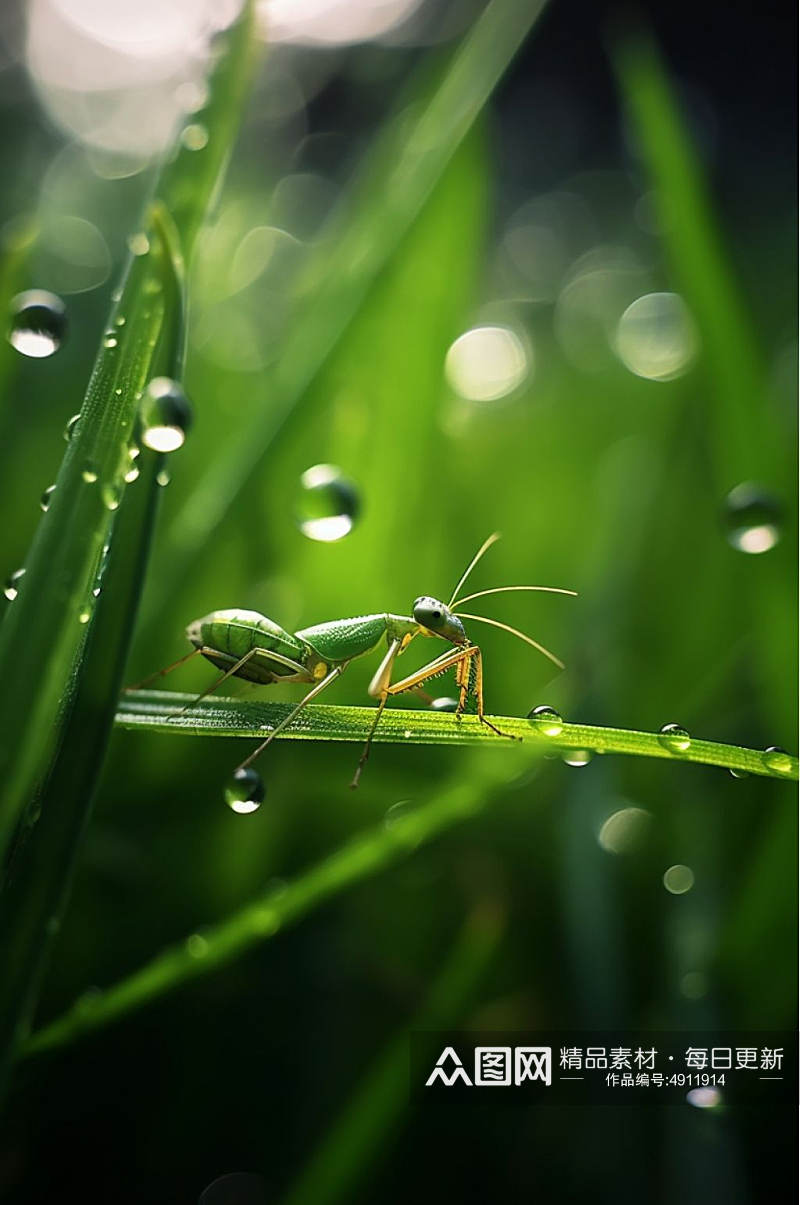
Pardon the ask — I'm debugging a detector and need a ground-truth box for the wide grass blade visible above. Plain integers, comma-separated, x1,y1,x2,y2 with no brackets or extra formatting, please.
0,2,257,875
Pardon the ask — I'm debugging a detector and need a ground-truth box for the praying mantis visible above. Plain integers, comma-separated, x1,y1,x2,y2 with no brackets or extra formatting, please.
130,533,576,788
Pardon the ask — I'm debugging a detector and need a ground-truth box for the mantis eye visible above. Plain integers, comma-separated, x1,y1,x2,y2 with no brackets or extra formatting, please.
413,596,446,630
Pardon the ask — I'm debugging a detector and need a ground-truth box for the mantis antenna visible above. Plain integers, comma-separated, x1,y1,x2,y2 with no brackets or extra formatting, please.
447,532,502,608
453,611,565,669
451,584,578,608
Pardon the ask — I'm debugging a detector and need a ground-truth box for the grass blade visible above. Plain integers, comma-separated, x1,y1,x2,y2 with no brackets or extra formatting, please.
0,3,257,874
116,690,798,780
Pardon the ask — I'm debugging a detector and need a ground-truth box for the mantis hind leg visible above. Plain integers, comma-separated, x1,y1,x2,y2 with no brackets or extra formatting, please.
124,647,204,692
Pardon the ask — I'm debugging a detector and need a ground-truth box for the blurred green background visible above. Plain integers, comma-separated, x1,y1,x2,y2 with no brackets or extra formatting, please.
0,0,796,1201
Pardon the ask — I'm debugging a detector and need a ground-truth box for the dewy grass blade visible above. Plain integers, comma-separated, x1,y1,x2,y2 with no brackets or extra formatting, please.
116,691,798,781
0,3,257,876
143,0,550,624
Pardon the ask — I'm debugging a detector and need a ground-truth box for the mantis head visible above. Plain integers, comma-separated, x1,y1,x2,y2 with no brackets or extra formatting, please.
413,596,468,644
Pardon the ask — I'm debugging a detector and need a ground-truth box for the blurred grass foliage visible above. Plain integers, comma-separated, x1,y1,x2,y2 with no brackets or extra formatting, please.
0,0,795,1201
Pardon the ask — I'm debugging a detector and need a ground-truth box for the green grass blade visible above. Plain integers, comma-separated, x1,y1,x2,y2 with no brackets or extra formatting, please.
142,0,549,624
116,690,798,780
0,4,257,874
280,905,503,1205
22,752,521,1056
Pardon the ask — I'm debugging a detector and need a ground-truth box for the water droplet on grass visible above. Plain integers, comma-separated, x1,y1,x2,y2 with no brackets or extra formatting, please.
296,463,360,542
102,333,118,349
4,569,25,600
156,468,171,487
140,377,192,452
658,723,690,753
180,122,208,150
527,704,564,737
81,463,98,483
723,483,782,554
127,232,149,256
729,767,749,779
64,413,80,441
562,748,592,767
764,746,792,776
8,290,66,357
185,933,209,958
40,484,56,511
102,483,121,511
225,767,264,813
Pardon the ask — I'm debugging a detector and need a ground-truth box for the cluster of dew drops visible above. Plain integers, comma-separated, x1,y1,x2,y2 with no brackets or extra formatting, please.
4,292,792,809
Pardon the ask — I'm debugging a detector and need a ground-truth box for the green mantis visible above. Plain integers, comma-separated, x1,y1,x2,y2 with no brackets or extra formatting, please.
130,534,576,788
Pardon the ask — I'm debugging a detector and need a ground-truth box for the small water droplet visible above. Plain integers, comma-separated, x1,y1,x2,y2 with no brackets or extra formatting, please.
40,484,56,511
156,468,171,487
658,722,691,754
185,933,209,958
763,746,792,776
140,377,192,452
4,568,25,600
64,413,80,441
78,607,91,624
723,483,782,554
729,767,749,779
527,704,564,737
562,748,592,767
8,289,66,358
225,767,264,814
124,464,140,483
384,800,413,829
430,697,458,712
102,483,121,511
296,463,360,542
663,864,694,894
82,463,98,484
115,315,126,327
181,122,209,150
103,334,118,349
127,232,149,256
92,586,101,598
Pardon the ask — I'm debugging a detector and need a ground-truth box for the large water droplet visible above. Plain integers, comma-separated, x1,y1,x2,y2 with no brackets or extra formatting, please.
140,377,193,452
723,483,782,554
562,748,592,767
658,722,691,753
615,292,697,381
763,746,792,776
430,697,458,712
527,704,564,737
225,767,264,814
40,484,56,511
296,463,360,542
4,568,25,600
8,290,66,358
663,864,695,894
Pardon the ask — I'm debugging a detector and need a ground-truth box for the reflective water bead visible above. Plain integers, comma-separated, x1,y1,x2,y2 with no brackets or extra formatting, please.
8,289,66,358
562,748,592,767
224,767,264,814
4,568,25,600
763,746,792,776
64,413,80,441
527,704,564,737
296,463,360,542
723,482,782,554
140,377,193,452
40,484,56,511
658,723,691,753
430,697,458,712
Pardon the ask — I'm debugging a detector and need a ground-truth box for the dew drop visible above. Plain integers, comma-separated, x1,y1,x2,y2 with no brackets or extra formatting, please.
658,722,691,754
64,413,80,441
4,568,25,601
430,697,458,712
663,864,694,894
225,767,264,814
127,232,149,256
82,463,98,484
124,464,140,483
140,377,192,452
185,933,209,958
8,289,66,358
156,468,171,487
562,748,592,767
763,745,792,776
384,799,413,829
115,315,126,327
729,766,749,779
723,482,782,554
445,324,530,401
40,484,56,511
78,607,91,624
296,463,360,543
527,704,564,737
102,483,121,511
181,122,209,150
